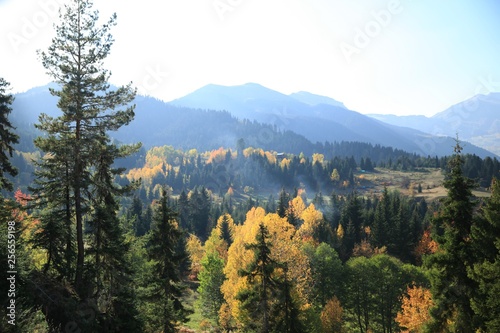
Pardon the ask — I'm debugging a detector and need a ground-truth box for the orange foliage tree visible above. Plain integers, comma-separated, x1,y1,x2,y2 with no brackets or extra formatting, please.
395,285,434,333
321,296,343,333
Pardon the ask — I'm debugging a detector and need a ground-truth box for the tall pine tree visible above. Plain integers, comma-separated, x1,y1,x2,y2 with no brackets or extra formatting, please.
424,140,478,332
146,189,190,332
0,77,19,192
34,0,139,295
469,178,500,331
236,223,302,332
0,77,20,333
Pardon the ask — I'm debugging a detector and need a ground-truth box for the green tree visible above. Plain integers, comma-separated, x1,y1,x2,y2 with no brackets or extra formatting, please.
85,141,142,331
371,187,390,249
189,187,211,240
0,77,19,191
469,178,500,331
345,256,376,333
35,0,138,296
424,140,478,332
277,187,290,218
305,242,344,307
237,223,303,332
345,254,424,333
145,189,190,332
198,251,226,324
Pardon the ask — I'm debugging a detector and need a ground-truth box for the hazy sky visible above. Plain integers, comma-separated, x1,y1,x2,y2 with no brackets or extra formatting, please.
1,0,500,116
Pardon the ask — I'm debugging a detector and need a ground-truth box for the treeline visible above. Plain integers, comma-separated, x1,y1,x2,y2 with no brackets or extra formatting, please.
117,144,499,208
8,131,500,196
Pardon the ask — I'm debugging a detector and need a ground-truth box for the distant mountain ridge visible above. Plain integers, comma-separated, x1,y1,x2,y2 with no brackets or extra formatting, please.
369,93,500,156
9,83,497,159
170,83,496,158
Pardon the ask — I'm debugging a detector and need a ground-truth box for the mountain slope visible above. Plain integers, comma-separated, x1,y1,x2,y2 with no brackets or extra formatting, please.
289,91,346,108
369,93,500,156
10,84,496,159
170,83,495,158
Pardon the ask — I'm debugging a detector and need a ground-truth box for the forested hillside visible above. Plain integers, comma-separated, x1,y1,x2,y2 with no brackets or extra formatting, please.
1,1,500,333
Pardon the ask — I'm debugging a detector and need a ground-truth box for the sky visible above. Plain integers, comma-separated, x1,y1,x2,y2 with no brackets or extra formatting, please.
1,0,500,116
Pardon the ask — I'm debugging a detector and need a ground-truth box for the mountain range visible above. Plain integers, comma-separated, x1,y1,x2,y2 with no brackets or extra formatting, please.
170,83,496,158
10,82,498,159
369,93,500,156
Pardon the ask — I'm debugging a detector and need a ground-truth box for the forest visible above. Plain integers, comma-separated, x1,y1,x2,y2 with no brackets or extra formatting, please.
1,1,500,332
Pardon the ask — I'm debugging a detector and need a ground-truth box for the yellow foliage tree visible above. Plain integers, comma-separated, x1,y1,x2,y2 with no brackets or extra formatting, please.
312,153,325,165
186,233,204,280
298,203,324,244
321,296,343,333
286,195,306,227
395,285,434,333
280,157,291,170
221,208,313,327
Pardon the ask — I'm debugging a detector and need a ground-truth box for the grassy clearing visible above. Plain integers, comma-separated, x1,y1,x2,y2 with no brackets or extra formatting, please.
357,168,490,201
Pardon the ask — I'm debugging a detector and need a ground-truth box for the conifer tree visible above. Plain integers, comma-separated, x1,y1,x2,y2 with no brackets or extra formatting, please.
236,223,302,332
277,187,290,218
469,178,500,331
34,0,139,296
425,140,478,332
0,77,19,191
85,140,142,330
0,78,20,332
146,189,190,332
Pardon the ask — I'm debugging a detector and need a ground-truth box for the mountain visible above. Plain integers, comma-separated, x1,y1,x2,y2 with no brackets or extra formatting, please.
10,83,496,159
369,93,500,156
9,84,321,155
288,91,346,109
170,83,495,158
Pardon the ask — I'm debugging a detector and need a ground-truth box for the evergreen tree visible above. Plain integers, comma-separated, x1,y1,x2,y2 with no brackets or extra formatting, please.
424,141,478,332
469,178,500,331
339,194,363,259
219,213,233,247
277,187,290,218
189,187,211,240
128,195,144,236
0,82,21,330
146,189,190,332
0,78,19,192
236,223,297,333
35,0,139,296
86,140,142,330
177,190,190,230
371,187,390,249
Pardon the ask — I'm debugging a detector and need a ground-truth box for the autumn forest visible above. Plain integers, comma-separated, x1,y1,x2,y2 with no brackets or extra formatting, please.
1,1,500,333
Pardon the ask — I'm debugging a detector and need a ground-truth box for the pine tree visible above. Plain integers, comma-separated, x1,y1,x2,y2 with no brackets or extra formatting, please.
469,178,500,331
0,81,21,331
371,187,390,249
424,140,478,332
0,77,19,192
236,223,302,332
237,223,279,333
146,189,190,332
277,187,290,218
34,0,139,296
189,187,211,240
86,140,142,330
